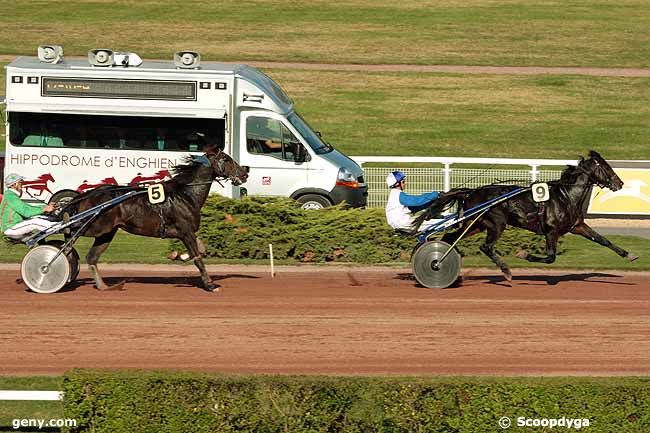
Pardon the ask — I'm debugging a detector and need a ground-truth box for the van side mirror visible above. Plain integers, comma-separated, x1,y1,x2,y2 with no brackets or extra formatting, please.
293,143,307,163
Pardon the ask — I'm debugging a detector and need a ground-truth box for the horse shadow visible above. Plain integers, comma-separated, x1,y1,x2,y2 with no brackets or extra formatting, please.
31,274,260,293
395,271,631,288
462,272,631,287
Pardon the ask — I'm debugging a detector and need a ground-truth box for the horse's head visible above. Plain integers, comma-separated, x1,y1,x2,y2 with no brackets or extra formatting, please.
206,150,248,186
578,150,623,191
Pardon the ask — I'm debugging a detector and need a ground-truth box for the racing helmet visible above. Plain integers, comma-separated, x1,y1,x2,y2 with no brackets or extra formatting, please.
385,171,406,188
5,173,24,188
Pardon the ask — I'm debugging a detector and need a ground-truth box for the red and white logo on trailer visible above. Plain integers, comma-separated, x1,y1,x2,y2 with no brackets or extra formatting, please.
262,176,271,185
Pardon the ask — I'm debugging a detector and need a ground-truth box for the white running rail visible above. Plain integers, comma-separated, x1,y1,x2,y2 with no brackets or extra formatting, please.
0,390,62,400
351,156,578,208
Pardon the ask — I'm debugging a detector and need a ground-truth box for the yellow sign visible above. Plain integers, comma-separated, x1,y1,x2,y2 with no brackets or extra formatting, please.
147,184,166,204
588,168,650,215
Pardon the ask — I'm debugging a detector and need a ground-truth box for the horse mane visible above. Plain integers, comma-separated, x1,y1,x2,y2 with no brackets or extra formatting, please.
557,161,583,184
169,156,205,186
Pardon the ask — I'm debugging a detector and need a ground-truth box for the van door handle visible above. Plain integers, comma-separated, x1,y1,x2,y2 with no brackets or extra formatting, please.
243,93,264,103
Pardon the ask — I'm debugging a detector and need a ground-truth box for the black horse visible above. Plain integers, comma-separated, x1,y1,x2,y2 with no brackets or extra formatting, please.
413,151,638,280
62,150,248,292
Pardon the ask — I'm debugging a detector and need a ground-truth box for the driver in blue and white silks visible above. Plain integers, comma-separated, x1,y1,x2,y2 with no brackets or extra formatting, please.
385,171,440,231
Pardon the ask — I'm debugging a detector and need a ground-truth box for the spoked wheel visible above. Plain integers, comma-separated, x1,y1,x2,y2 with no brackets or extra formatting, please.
21,245,71,294
411,240,461,289
45,240,80,283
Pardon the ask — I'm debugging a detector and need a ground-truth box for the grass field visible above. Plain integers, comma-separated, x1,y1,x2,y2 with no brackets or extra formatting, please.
462,233,649,270
0,377,62,433
0,231,172,264
2,1,650,68
271,69,650,159
1,62,649,159
0,231,647,271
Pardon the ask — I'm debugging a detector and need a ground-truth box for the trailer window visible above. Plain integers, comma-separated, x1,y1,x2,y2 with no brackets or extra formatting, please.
8,112,225,152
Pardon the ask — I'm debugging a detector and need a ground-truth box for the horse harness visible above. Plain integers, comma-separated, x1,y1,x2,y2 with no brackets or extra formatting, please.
157,205,167,238
154,150,230,239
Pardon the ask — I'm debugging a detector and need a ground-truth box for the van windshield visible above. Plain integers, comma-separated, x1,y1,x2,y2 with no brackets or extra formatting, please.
288,112,333,155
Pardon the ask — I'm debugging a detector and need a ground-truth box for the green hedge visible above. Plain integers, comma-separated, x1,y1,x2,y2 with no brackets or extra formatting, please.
62,370,650,433
176,196,562,263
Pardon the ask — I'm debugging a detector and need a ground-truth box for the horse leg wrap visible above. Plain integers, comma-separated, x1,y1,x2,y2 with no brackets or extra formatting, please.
197,238,207,256
89,265,104,289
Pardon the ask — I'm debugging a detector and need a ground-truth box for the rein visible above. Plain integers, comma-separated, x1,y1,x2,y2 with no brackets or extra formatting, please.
186,176,230,188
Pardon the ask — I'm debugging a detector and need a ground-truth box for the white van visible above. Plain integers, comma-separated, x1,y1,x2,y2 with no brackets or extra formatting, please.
2,47,367,209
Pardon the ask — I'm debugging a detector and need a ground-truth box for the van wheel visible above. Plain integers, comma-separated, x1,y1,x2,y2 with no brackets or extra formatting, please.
296,194,331,210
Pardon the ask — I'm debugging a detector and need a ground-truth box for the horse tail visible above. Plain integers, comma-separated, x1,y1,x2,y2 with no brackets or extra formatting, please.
411,188,473,231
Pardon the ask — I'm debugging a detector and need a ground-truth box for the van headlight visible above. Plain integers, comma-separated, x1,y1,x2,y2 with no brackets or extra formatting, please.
336,167,359,188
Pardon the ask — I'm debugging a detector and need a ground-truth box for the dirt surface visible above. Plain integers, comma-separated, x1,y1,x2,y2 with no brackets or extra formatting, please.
1,264,649,376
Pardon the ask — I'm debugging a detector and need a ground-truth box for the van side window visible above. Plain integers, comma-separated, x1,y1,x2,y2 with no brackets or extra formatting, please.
20,122,63,147
246,116,299,161
8,112,226,152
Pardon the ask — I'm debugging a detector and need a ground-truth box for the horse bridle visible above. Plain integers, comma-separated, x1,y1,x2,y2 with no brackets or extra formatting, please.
205,149,245,186
575,158,613,190
554,158,613,229
206,149,226,173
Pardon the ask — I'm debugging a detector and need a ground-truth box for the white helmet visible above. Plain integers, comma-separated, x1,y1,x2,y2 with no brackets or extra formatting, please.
5,173,24,188
385,171,406,188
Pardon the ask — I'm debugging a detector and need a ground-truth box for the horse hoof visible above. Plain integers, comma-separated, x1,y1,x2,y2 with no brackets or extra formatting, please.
626,253,639,262
503,270,513,281
111,281,127,291
168,250,179,261
201,282,220,292
96,281,126,291
515,250,529,260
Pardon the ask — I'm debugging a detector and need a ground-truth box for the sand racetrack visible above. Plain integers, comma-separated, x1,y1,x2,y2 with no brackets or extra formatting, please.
1,264,649,376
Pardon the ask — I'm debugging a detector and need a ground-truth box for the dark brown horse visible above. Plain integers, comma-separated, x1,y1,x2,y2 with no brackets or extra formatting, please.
413,151,638,280
62,151,248,292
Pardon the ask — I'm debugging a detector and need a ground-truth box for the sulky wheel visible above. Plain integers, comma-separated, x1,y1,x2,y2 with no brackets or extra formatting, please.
68,247,80,283
21,245,71,294
45,240,80,283
411,240,461,289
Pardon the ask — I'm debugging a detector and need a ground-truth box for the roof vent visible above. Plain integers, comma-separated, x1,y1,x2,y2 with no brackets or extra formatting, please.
114,52,143,67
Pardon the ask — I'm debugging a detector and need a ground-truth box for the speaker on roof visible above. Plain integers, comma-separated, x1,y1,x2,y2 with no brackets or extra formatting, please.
37,45,64,64
174,51,201,69
88,49,114,67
